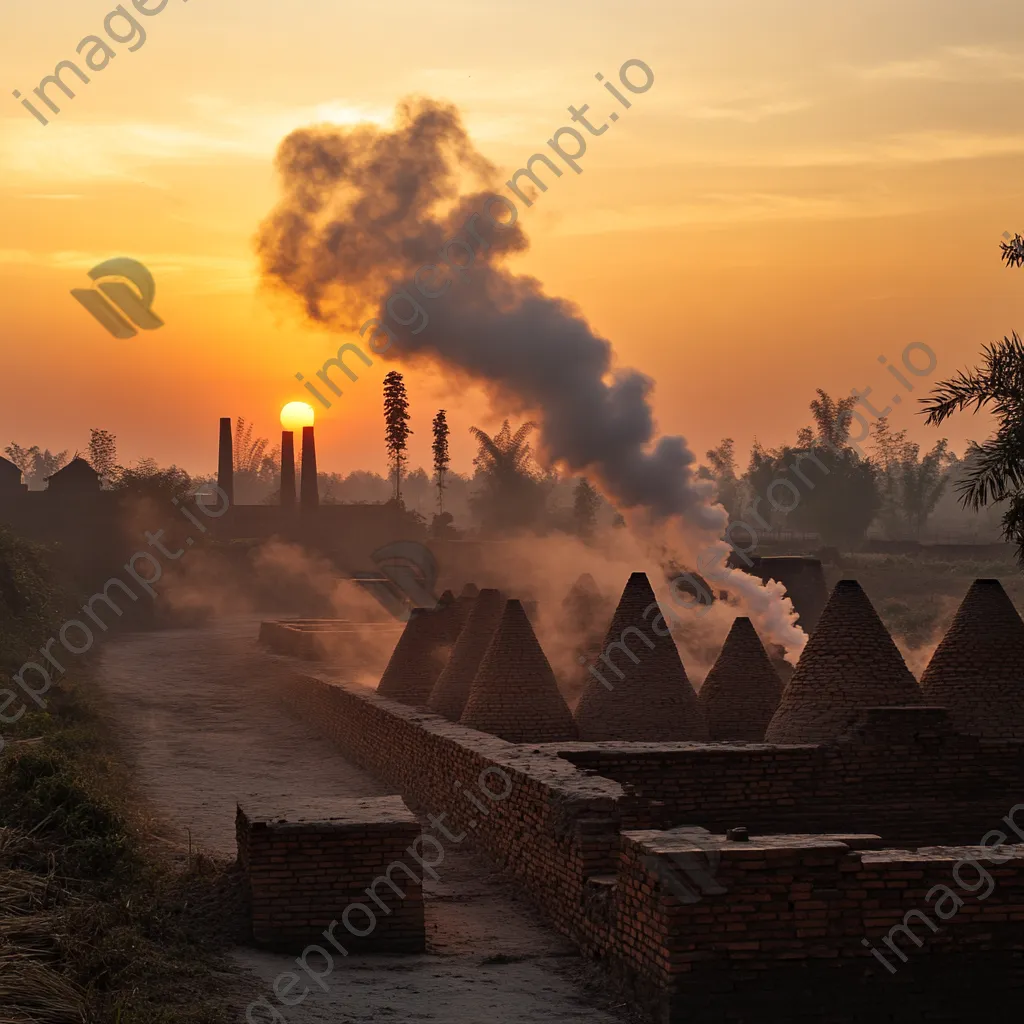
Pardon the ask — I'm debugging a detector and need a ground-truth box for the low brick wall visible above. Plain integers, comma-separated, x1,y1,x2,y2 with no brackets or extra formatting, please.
556,708,1024,843
282,674,1024,1020
237,796,425,953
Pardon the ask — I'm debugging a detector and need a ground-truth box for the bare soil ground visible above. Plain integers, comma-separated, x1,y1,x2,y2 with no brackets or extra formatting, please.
98,619,635,1024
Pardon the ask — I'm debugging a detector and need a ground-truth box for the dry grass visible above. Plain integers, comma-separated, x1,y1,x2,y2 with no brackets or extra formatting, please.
0,678,256,1024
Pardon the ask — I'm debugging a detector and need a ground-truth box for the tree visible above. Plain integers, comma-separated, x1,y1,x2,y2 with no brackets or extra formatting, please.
700,437,740,519
870,417,952,539
431,409,451,514
383,371,412,502
921,332,1024,561
88,428,119,487
572,478,601,537
469,420,548,533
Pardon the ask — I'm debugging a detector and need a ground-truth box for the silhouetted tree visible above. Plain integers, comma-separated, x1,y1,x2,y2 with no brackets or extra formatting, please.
383,371,412,502
572,478,601,537
699,437,741,519
870,417,952,539
88,428,119,487
469,420,548,533
922,332,1024,562
432,409,450,514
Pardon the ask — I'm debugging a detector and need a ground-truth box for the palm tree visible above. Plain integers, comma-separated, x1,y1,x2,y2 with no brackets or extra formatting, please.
468,420,548,532
921,333,1024,561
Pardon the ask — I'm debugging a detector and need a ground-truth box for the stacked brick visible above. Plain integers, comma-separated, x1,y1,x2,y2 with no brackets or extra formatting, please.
460,599,577,743
376,607,450,705
698,616,783,740
765,579,922,744
236,796,425,953
427,588,504,720
745,556,829,634
573,572,709,741
920,578,1024,739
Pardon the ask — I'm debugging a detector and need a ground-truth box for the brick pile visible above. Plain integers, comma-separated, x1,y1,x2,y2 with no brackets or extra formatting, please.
765,579,922,744
236,795,425,953
427,588,504,721
376,607,450,705
745,556,829,634
920,578,1024,738
698,616,783,740
460,599,577,743
573,572,708,741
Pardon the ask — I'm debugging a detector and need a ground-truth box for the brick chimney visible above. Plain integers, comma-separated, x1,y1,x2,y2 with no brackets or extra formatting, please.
217,417,234,504
280,430,296,509
300,425,319,510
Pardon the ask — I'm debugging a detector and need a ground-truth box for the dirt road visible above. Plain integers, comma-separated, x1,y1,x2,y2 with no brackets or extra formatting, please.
98,620,633,1024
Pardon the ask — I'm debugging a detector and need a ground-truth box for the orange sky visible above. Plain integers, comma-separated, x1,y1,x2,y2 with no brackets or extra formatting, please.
1,0,1021,478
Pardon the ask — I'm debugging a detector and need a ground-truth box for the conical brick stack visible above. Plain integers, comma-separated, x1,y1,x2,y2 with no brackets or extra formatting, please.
920,579,1024,738
459,583,480,599
764,579,922,744
427,588,505,721
376,607,449,706
432,590,464,644
460,600,577,743
699,617,783,741
573,572,708,741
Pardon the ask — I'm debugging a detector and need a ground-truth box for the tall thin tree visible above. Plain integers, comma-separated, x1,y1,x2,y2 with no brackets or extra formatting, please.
432,409,451,514
383,371,412,502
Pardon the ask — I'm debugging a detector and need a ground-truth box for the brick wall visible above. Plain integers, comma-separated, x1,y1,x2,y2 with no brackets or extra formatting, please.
282,675,1024,1021
237,796,425,953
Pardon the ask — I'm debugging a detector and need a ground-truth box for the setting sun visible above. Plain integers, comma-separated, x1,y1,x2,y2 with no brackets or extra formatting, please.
280,401,315,432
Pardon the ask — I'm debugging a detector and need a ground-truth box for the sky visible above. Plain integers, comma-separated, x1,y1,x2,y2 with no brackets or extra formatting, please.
1,0,1022,479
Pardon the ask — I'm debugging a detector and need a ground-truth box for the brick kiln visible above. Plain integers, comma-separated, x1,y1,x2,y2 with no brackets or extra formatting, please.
698,616,783,741
573,572,708,741
764,578,922,744
919,577,1024,739
460,598,577,743
376,606,450,705
426,588,504,721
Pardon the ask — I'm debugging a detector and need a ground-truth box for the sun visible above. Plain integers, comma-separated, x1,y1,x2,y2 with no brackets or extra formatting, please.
280,401,315,432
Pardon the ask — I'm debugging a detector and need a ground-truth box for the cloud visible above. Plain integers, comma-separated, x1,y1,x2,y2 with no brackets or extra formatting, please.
853,45,1024,84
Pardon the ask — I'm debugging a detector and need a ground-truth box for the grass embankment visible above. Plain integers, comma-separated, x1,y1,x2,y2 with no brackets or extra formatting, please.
0,528,252,1023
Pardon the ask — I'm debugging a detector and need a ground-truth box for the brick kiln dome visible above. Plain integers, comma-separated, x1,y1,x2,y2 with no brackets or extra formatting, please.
376,607,450,706
699,616,783,741
460,599,577,743
919,579,1024,739
427,588,505,721
573,572,708,741
764,579,921,744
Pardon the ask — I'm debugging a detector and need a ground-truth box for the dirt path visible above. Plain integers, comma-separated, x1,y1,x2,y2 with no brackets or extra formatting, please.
98,620,633,1024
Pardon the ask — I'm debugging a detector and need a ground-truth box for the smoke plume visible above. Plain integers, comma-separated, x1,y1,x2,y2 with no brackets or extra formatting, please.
256,97,805,656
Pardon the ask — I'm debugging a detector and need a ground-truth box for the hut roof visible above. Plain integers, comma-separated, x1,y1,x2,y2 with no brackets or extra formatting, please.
919,579,1024,739
572,572,708,741
376,607,449,706
764,579,921,744
699,617,783,741
460,599,576,743
427,588,505,721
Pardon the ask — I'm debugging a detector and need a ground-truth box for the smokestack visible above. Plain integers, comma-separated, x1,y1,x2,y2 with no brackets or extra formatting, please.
217,417,234,504
280,430,296,509
300,425,319,510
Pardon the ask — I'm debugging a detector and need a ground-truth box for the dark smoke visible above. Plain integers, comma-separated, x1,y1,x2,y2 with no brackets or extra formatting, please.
256,97,724,533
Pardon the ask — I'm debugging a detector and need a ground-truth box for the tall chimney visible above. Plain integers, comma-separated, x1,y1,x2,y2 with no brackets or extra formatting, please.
217,417,234,504
300,425,319,510
280,431,296,509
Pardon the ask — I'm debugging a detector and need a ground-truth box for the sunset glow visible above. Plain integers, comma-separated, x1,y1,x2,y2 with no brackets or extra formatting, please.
280,401,315,432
